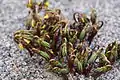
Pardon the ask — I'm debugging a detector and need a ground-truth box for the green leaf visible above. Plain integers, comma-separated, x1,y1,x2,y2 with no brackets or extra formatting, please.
79,29,86,41
88,49,103,64
74,58,78,64
90,9,97,24
77,61,83,72
60,68,69,74
105,51,111,59
99,53,110,64
105,41,118,61
88,52,98,64
94,65,112,73
111,43,118,59
39,51,50,60
61,38,67,56
41,40,50,48
49,59,62,67
38,39,50,48
62,43,67,56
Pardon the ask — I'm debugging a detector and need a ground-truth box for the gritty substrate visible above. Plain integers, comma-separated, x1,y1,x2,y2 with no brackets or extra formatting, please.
0,0,120,80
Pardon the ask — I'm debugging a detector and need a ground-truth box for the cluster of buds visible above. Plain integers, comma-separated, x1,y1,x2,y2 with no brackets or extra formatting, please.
14,0,120,78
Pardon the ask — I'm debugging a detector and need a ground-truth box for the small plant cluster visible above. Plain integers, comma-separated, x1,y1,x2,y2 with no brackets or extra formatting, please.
14,0,120,78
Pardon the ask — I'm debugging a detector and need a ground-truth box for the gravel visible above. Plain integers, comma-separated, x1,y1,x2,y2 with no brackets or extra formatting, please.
0,0,120,80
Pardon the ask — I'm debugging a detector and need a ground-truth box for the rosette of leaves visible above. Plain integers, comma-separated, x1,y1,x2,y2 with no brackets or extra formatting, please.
14,0,120,79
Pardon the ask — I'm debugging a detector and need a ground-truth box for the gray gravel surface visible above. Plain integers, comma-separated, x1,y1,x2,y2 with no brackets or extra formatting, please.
0,0,120,80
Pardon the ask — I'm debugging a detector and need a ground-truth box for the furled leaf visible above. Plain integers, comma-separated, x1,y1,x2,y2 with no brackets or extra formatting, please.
13,0,117,76
24,39,30,44
74,58,78,64
81,18,85,23
49,59,62,67
83,48,89,67
48,49,54,55
105,42,118,62
60,68,69,74
77,61,83,72
62,43,67,56
52,25,60,33
117,44,120,58
88,52,98,64
79,29,86,41
94,65,112,73
111,43,118,59
41,40,50,48
31,19,36,28
71,31,77,41
105,51,111,59
52,67,60,73
90,9,97,25
39,51,50,60
38,39,50,48
99,53,110,64
88,49,103,64
61,38,67,56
